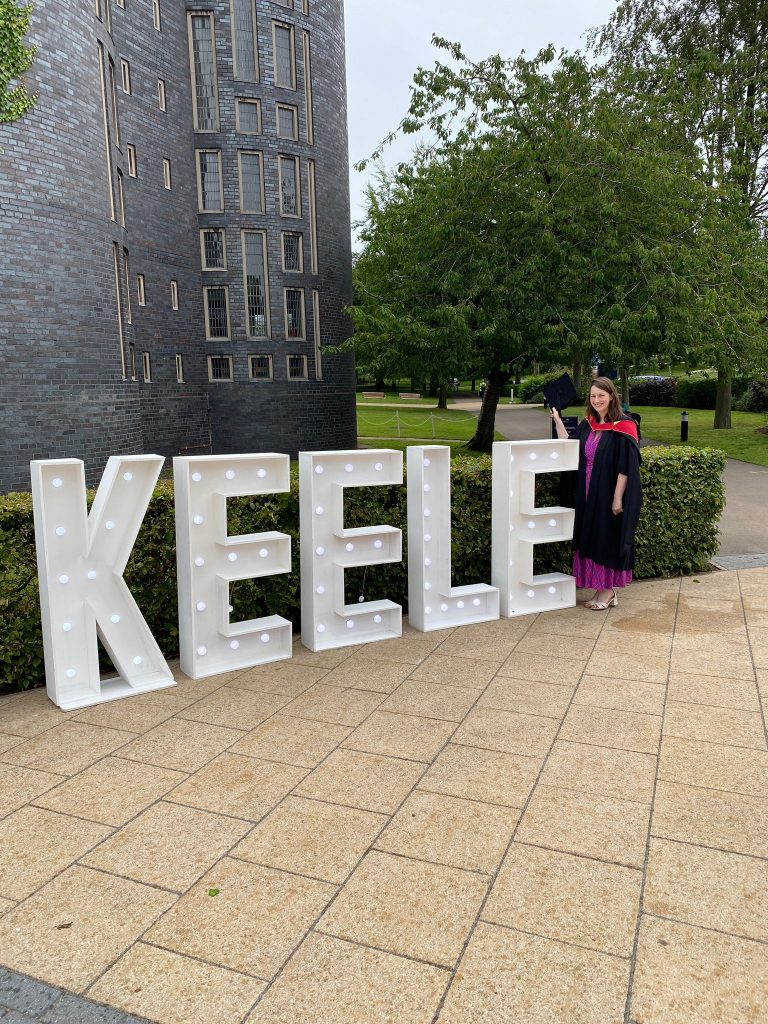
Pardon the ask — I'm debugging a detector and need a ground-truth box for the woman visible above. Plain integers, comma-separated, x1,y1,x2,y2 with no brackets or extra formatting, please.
551,377,642,610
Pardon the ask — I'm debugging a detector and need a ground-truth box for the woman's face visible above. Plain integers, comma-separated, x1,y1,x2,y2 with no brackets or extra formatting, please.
590,387,611,418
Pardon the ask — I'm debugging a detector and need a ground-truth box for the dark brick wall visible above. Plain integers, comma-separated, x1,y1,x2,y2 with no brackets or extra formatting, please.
0,0,356,493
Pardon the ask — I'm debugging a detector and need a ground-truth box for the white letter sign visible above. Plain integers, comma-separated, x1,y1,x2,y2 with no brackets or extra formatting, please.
30,456,175,710
407,445,499,630
300,449,402,651
491,439,579,616
174,454,292,679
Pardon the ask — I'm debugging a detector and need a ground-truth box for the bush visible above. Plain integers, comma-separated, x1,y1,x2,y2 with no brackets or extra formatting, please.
0,446,725,694
735,375,768,413
628,377,677,406
517,370,568,403
676,375,750,410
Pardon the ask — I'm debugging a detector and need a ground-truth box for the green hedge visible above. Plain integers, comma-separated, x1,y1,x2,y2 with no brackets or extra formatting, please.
0,445,725,694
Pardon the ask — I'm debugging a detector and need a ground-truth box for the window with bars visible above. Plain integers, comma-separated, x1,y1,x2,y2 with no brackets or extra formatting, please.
189,13,219,131
162,157,172,189
170,280,179,309
204,286,230,338
201,228,226,270
249,354,273,379
120,58,131,93
238,151,264,213
197,150,223,210
153,0,161,30
242,231,269,337
278,155,300,216
176,353,184,382
287,354,307,379
284,287,304,339
158,78,166,110
231,0,259,81
127,143,137,176
282,231,302,272
142,351,152,382
208,355,233,381
276,103,298,140
236,98,261,133
273,23,296,88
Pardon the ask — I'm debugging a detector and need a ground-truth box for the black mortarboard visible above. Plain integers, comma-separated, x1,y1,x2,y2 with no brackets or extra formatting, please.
542,372,578,412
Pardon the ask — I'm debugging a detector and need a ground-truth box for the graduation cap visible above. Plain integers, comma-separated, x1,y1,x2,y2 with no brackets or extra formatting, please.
542,372,578,412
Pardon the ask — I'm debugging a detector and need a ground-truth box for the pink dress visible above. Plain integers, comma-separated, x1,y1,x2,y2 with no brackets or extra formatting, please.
573,431,633,590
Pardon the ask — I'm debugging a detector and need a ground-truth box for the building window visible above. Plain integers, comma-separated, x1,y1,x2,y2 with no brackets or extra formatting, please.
303,31,314,144
273,23,296,89
142,351,152,382
231,0,259,82
113,244,126,378
122,247,132,324
128,343,137,380
153,0,161,30
108,58,121,149
116,169,126,226
236,98,261,133
238,150,264,213
157,78,166,111
170,279,179,309
95,0,103,21
242,231,270,337
278,154,300,216
116,0,125,9
208,355,233,381
282,231,302,272
137,273,146,305
204,286,230,338
162,158,172,189
196,150,223,211
287,354,307,379
176,353,184,382
127,143,137,177
302,0,308,14
120,58,131,94
312,288,322,379
97,44,116,221
201,228,226,270
188,12,219,131
273,0,293,7
284,287,305,339
249,354,273,379
308,157,318,272
276,102,298,140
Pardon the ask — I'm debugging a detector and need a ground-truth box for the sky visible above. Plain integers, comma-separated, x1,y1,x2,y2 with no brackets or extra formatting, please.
344,0,618,245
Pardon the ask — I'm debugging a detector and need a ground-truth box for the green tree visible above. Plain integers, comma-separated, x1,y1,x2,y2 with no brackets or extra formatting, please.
593,0,768,426
354,43,751,448
0,0,36,125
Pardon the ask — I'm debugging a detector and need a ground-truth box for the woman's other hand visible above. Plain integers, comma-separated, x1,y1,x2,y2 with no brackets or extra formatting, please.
612,497,623,515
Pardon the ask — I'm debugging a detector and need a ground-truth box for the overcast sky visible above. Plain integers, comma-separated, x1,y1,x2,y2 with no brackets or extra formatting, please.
344,0,618,246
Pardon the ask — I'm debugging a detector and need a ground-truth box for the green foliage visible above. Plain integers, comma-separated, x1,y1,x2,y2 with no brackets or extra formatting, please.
0,0,36,125
628,377,678,406
0,447,725,694
517,372,569,404
735,374,768,413
676,375,750,410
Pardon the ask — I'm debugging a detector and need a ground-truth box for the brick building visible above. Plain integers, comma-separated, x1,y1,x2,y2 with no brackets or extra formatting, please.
0,0,357,493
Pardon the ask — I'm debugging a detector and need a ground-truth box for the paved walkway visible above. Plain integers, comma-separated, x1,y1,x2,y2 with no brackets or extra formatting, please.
0,570,766,1023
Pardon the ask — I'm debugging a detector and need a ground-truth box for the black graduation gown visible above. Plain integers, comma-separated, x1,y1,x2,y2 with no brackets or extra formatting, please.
571,417,643,572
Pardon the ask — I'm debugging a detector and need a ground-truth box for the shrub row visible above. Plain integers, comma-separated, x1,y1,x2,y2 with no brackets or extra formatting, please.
0,446,725,694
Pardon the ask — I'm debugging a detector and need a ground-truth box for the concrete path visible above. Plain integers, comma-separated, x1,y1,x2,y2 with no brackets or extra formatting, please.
0,570,766,1023
453,399,768,560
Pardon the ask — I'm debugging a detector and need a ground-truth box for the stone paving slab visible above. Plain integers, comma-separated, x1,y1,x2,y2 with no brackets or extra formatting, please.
0,569,767,1024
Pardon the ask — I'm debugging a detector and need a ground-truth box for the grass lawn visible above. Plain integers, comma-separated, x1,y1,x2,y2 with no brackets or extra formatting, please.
357,406,487,441
634,406,768,466
357,439,492,459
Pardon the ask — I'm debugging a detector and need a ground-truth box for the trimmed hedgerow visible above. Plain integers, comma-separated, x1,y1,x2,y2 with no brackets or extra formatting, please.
628,377,678,406
0,445,725,694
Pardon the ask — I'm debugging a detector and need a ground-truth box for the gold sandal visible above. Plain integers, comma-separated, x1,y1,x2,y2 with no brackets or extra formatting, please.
589,590,618,611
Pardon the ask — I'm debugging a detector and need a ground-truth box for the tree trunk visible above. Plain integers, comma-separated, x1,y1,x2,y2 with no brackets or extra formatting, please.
514,368,522,386
572,352,583,392
532,361,541,375
466,369,507,452
375,375,385,390
714,365,733,429
620,366,630,407
471,378,476,392
437,382,448,410
428,377,437,398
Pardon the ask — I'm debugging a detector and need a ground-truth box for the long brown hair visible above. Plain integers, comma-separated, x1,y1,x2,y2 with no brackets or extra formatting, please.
586,377,623,422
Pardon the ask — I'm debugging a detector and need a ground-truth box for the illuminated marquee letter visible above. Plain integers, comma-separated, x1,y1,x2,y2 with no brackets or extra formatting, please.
407,445,499,631
300,449,402,651
174,454,292,679
30,456,175,710
491,439,579,616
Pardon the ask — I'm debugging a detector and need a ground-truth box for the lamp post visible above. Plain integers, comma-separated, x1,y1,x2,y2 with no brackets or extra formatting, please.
681,411,689,443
